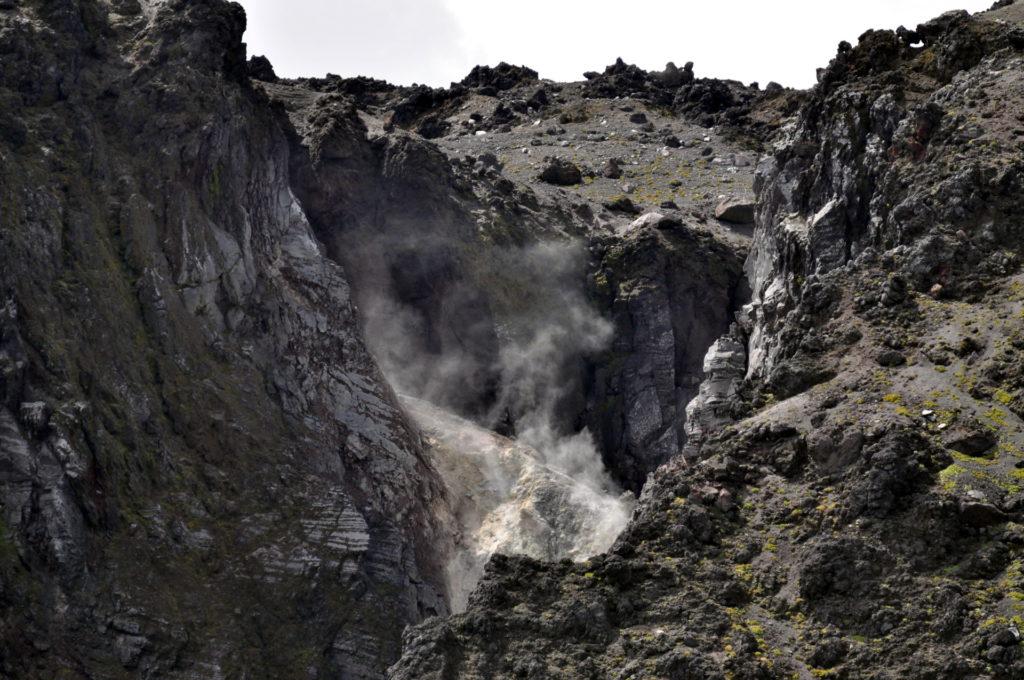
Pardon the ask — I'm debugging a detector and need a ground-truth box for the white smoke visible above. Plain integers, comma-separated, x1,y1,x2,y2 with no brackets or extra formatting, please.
368,239,634,611
404,397,634,612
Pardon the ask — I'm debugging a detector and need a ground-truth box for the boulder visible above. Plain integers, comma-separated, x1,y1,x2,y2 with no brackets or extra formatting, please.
943,426,997,457
538,158,582,185
475,151,502,171
627,212,682,232
875,350,906,367
660,61,694,88
416,115,450,139
460,62,538,91
246,55,278,82
601,158,623,179
714,198,755,224
603,196,641,214
959,498,1008,527
526,87,549,109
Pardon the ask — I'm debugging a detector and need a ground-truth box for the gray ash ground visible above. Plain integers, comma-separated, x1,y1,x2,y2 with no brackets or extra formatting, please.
434,90,757,246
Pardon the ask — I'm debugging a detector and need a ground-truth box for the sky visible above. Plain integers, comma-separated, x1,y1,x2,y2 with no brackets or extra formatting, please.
238,0,995,89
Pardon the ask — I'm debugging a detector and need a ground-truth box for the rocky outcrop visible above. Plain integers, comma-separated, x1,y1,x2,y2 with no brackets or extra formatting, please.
460,63,538,92
265,74,758,498
683,325,748,448
744,9,1024,396
538,157,583,185
715,197,756,224
263,73,758,503
247,54,278,82
17,3,1024,679
587,221,747,491
392,415,1013,680
581,57,802,142
0,1,448,677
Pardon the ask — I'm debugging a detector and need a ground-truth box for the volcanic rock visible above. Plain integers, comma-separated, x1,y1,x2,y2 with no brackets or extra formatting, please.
538,158,583,185
714,198,756,224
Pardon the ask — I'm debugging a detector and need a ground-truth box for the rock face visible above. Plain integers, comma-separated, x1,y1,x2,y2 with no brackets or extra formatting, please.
579,57,800,140
270,90,505,421
260,64,760,501
0,2,448,677
0,1,795,678
683,326,748,448
743,9,1024,392
460,62,538,92
587,223,747,491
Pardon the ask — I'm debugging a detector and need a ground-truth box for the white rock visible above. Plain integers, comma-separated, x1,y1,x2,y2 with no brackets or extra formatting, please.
627,212,665,231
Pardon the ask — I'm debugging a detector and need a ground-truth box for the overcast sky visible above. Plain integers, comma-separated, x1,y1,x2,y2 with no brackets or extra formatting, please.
238,0,994,89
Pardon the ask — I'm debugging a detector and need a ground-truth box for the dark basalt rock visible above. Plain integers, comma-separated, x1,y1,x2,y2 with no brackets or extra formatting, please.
602,195,641,214
944,426,998,457
959,498,1008,527
8,2,1024,680
538,157,583,185
247,54,278,82
415,114,450,139
578,56,789,141
583,57,651,99
460,62,539,91
660,61,694,88
714,198,756,224
601,157,623,179
388,83,467,129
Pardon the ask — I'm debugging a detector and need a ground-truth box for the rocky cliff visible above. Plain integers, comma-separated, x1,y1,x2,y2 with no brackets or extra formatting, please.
0,2,449,678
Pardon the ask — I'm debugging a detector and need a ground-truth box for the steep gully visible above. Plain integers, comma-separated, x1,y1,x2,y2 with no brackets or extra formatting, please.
272,88,749,613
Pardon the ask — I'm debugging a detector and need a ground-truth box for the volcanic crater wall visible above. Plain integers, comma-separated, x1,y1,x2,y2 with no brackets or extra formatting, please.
0,1,450,677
